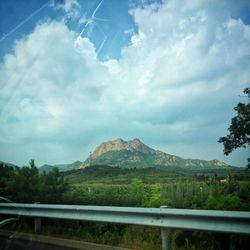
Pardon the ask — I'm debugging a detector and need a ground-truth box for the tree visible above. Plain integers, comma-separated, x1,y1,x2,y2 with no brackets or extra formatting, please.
39,168,68,203
29,159,36,168
7,163,39,202
130,178,147,206
218,88,250,168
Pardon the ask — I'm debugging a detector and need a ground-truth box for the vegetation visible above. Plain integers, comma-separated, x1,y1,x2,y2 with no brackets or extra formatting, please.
63,165,192,184
0,162,250,249
0,160,68,203
219,88,250,168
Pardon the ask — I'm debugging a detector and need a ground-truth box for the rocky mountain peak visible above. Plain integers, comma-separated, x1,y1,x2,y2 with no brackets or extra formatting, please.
210,160,227,166
92,138,156,159
126,138,155,154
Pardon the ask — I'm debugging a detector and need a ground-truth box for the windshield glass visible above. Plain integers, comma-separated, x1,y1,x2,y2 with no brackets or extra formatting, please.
1,0,249,167
0,1,250,250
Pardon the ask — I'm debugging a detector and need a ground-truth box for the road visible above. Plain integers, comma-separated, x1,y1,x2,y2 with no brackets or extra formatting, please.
0,231,131,250
0,235,76,250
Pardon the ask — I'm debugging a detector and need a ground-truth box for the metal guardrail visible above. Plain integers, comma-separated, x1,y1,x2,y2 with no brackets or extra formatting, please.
1,203,250,250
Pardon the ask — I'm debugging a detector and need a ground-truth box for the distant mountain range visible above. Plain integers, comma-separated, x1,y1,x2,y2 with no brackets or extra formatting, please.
39,161,82,173
39,138,235,172
0,161,18,168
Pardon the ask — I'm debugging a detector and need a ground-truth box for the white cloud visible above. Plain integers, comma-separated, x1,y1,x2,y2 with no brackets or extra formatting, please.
54,0,81,22
0,21,109,141
117,0,250,113
0,0,249,166
131,30,145,47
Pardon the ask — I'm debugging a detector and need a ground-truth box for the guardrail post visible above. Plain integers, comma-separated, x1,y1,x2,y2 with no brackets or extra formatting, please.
34,217,41,233
34,202,41,233
160,205,170,250
161,228,170,250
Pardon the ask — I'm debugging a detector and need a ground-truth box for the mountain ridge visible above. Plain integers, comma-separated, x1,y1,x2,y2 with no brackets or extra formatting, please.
35,138,236,172
39,161,82,173
0,137,239,173
83,138,233,170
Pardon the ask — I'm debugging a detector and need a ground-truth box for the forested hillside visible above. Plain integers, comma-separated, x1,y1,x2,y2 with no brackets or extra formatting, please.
0,161,249,249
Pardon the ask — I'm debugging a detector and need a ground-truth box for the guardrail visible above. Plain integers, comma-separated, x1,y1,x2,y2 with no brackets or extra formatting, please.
1,203,250,250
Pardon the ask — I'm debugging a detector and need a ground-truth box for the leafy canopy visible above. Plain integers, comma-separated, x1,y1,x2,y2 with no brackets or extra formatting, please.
218,88,250,168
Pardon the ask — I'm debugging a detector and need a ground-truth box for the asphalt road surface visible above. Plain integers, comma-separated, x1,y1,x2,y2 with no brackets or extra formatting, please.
0,236,78,250
0,232,131,250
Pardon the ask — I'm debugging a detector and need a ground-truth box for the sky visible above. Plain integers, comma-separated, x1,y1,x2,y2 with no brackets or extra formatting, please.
0,0,249,167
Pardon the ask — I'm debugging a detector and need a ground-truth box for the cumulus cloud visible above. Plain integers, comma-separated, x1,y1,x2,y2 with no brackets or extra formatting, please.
0,21,109,141
119,0,250,119
0,0,249,166
54,0,81,22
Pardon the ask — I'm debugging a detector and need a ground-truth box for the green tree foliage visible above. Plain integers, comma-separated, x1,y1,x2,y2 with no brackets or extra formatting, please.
0,160,68,203
0,164,15,201
29,159,36,168
130,178,147,206
10,165,40,202
1,162,249,249
39,168,68,203
218,88,250,168
145,184,171,207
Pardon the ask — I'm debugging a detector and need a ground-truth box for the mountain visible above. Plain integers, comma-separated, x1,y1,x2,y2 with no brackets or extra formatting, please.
82,138,234,170
92,138,155,157
38,138,236,172
39,161,82,173
0,161,18,169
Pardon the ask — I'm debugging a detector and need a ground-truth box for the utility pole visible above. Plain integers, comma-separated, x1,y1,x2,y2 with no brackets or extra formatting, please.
89,151,92,167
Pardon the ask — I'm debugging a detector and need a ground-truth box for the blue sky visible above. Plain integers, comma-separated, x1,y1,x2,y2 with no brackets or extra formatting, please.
0,0,249,167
